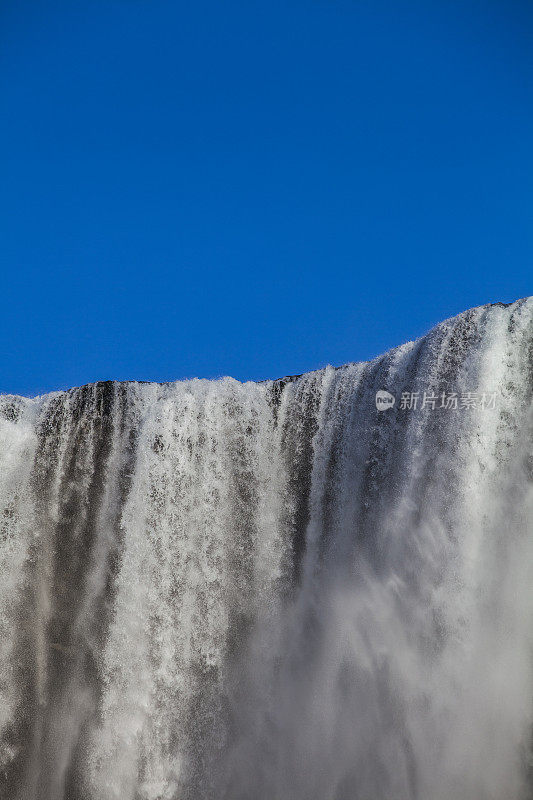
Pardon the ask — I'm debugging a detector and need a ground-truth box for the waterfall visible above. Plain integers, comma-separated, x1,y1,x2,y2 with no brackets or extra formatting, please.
0,298,532,800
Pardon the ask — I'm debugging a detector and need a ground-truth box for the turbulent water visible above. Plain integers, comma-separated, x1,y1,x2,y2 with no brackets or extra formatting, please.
1,298,532,800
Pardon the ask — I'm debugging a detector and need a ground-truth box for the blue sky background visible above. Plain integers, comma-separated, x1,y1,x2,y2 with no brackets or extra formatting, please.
1,0,532,396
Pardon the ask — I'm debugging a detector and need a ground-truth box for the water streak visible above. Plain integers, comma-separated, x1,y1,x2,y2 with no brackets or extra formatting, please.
0,299,532,799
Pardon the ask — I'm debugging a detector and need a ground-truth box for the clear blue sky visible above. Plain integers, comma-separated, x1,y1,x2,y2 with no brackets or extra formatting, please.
1,0,532,396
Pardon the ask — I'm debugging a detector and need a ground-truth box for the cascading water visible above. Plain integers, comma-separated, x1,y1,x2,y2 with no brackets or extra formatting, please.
0,297,532,800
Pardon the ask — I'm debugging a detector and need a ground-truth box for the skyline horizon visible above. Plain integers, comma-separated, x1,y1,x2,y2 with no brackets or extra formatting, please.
4,295,529,398
2,1,532,397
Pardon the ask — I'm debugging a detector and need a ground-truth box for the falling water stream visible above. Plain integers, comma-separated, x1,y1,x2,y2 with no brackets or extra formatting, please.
0,298,532,799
